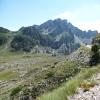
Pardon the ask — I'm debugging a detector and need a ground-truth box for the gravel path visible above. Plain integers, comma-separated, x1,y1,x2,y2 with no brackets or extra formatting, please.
68,73,100,100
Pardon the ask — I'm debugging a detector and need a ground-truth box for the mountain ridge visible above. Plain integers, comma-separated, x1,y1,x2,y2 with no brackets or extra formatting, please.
0,18,98,54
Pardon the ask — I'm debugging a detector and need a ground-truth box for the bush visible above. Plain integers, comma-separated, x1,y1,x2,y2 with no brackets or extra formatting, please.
55,61,80,78
10,85,23,96
45,71,54,79
89,44,100,66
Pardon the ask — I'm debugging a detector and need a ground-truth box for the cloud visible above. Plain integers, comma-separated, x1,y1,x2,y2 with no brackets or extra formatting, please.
54,11,74,21
54,3,100,32
54,10,100,32
77,21,100,32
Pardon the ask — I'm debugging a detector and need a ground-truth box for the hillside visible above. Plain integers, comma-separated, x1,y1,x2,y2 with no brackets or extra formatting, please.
37,33,100,100
38,64,100,100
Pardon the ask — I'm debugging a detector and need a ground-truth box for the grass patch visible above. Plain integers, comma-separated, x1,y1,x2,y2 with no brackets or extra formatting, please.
0,70,18,80
37,64,100,100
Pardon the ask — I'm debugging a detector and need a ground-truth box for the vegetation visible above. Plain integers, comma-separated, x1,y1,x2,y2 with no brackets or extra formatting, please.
90,44,100,66
0,52,65,99
80,80,97,92
10,85,23,96
54,61,80,78
7,60,80,100
37,65,100,100
0,70,18,80
90,34,100,66
11,34,35,52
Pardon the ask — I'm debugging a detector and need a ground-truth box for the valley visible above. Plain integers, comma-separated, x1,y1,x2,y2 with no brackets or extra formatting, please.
0,19,99,100
1,0,100,99
0,53,66,99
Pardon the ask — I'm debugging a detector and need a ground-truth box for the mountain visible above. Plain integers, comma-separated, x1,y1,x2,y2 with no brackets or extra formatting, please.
0,22,99,100
38,19,97,44
0,27,12,46
0,19,98,54
0,27,10,33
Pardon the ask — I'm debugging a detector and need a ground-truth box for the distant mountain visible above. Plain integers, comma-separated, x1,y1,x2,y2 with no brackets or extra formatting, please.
0,27,10,33
0,19,98,54
0,27,11,46
38,19,97,44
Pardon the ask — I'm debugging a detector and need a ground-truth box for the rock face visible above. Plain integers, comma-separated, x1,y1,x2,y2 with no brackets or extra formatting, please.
38,19,97,44
68,73,100,100
10,18,97,54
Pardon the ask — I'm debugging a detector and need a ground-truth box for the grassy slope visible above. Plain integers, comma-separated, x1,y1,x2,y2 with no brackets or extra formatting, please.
37,64,100,100
0,70,18,80
0,52,65,99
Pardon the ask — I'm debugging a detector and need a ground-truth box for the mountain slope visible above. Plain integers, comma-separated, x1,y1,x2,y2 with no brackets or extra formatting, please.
38,19,97,40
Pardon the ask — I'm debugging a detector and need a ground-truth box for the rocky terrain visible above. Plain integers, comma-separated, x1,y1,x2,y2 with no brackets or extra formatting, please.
67,46,91,64
68,73,100,100
0,53,66,99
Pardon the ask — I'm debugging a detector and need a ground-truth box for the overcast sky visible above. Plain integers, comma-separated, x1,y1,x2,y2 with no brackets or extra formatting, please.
0,0,100,32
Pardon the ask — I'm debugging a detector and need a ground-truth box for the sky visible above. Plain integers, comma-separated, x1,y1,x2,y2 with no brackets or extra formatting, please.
0,0,100,32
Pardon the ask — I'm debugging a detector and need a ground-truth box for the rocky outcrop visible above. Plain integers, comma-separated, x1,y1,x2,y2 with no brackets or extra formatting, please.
67,46,91,64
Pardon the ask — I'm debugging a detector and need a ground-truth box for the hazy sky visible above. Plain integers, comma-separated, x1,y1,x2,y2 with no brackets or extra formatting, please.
0,0,100,32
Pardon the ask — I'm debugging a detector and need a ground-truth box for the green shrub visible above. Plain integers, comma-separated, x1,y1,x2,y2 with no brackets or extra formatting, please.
45,71,54,79
89,44,100,66
55,61,80,78
10,85,23,96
